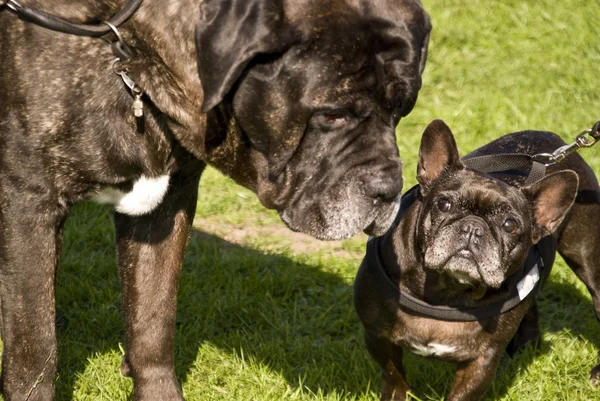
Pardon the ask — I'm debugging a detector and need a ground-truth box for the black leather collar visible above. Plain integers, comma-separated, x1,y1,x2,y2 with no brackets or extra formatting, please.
2,0,142,37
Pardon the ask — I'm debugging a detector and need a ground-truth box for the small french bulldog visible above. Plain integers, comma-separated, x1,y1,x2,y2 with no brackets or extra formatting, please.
354,119,600,401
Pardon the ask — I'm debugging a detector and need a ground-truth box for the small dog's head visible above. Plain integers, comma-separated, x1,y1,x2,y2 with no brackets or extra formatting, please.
415,120,578,288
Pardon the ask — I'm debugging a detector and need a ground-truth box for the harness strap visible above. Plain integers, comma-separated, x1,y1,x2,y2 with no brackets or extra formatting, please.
367,236,553,322
462,153,546,185
3,0,142,37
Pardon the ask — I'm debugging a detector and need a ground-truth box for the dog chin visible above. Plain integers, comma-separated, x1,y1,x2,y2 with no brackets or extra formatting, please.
439,255,504,289
279,194,401,241
426,253,483,284
362,196,401,237
446,270,480,286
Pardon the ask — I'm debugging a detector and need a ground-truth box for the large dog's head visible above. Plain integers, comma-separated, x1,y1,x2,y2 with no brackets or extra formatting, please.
415,120,578,289
195,0,431,240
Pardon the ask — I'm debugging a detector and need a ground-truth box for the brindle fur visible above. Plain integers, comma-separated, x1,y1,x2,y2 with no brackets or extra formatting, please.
0,0,431,400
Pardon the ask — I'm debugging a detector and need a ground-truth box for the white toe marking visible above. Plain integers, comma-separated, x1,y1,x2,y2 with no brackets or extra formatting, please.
92,175,170,216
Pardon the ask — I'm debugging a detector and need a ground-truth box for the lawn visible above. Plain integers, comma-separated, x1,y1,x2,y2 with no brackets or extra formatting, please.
4,0,600,400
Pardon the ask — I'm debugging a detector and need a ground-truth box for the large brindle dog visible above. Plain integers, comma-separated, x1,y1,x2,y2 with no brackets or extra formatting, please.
0,0,431,399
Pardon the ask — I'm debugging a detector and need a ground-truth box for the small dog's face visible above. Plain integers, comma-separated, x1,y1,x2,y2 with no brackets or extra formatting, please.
420,171,533,288
415,120,578,288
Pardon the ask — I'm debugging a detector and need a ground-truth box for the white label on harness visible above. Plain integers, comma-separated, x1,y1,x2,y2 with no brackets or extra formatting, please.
516,264,540,300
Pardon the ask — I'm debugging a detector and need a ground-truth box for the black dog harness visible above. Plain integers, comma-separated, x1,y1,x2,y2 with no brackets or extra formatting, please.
363,156,556,322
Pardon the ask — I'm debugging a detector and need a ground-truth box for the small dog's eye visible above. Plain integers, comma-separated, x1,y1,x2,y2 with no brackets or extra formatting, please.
502,218,519,234
437,198,452,213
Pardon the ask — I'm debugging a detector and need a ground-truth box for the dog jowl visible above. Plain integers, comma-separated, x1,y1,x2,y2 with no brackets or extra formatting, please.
197,0,432,240
354,120,600,401
0,0,430,400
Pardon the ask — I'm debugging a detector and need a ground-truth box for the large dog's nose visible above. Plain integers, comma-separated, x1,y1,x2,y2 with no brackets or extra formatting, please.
363,170,403,202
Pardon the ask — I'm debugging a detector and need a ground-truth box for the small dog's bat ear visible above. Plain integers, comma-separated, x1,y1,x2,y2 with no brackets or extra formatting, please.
522,170,579,243
417,119,463,188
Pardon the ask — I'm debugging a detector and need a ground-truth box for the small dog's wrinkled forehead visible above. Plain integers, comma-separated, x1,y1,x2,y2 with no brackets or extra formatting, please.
436,170,529,212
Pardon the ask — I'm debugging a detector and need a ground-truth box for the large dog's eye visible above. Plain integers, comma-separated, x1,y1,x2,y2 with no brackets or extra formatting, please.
323,113,345,123
312,110,349,130
437,197,452,213
502,218,519,234
321,113,347,128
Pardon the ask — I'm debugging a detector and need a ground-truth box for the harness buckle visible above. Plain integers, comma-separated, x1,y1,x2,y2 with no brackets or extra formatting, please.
532,122,600,166
531,153,558,167
576,128,599,148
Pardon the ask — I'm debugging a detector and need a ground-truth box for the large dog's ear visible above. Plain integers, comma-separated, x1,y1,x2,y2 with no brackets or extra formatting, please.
376,6,431,119
402,7,431,117
417,119,463,190
521,170,579,243
196,0,296,113
417,11,432,76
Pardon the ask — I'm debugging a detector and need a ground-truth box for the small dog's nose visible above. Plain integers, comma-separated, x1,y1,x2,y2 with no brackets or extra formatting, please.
461,218,485,239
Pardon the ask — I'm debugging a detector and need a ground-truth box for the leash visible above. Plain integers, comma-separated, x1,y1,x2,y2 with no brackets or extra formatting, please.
2,0,146,120
460,121,600,185
384,123,597,239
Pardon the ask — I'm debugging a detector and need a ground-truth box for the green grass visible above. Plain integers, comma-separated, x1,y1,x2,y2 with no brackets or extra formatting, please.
4,0,600,400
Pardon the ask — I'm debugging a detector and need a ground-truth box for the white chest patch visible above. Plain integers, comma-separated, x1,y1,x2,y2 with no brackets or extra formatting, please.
409,342,457,357
92,175,170,216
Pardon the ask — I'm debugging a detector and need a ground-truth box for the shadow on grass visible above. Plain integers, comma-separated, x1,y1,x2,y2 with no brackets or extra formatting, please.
55,201,375,399
53,202,600,400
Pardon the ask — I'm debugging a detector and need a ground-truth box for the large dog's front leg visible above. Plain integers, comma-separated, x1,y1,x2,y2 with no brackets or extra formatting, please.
114,170,202,401
0,200,66,401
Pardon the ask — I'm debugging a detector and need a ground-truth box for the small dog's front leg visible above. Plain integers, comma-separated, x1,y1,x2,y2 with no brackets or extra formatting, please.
364,332,411,401
506,302,541,357
446,352,503,401
114,171,201,401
